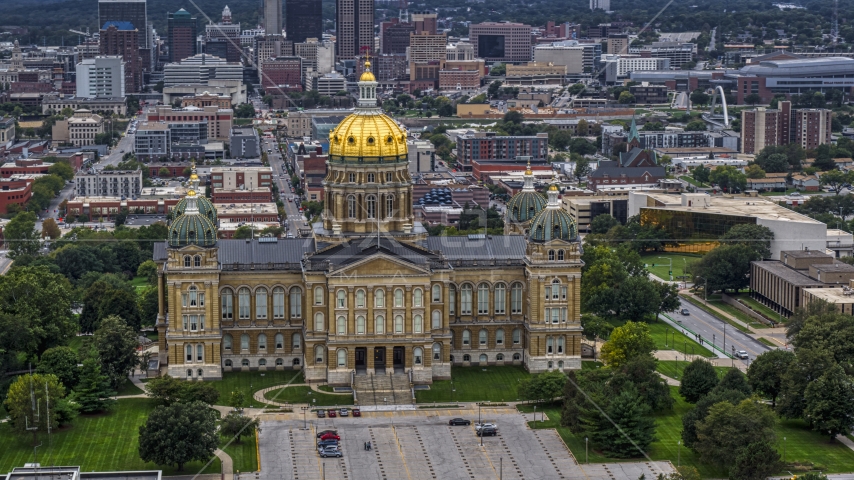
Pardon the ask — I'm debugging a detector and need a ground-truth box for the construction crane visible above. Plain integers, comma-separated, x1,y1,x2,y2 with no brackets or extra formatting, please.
68,27,93,45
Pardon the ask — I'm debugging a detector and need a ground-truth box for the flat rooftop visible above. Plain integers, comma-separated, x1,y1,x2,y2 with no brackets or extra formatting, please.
752,261,826,286
639,193,824,225
217,203,279,215
804,287,854,304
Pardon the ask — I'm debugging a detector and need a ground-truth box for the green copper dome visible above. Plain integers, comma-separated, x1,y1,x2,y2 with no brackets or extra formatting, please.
170,195,218,222
528,208,578,242
506,191,547,223
169,213,217,247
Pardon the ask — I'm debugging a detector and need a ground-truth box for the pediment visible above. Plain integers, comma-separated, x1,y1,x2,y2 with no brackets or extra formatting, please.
331,253,430,277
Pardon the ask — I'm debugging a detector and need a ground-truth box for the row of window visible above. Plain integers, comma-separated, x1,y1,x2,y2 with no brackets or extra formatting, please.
456,328,521,347
222,332,301,352
455,353,519,363
319,312,438,334
346,193,395,219
222,358,298,368
221,287,301,319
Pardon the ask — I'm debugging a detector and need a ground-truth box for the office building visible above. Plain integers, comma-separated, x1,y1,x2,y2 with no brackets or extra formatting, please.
534,41,600,75
204,6,242,64
256,36,292,78
168,9,199,63
264,0,283,36
793,109,832,152
162,54,244,87
381,21,415,54
455,131,550,178
145,105,233,141
446,42,475,61
295,38,335,80
504,62,567,86
590,0,610,11
629,42,695,68
98,0,148,49
134,122,171,160
336,0,374,59
0,116,15,149
209,166,274,191
408,139,435,174
100,21,141,94
408,33,447,63
411,12,438,35
607,34,628,55
563,195,629,233
42,96,127,116
51,109,104,147
230,127,261,158
629,84,668,104
439,69,481,91
286,0,322,44
76,169,144,197
76,56,126,98
312,72,347,95
262,56,303,90
469,22,532,63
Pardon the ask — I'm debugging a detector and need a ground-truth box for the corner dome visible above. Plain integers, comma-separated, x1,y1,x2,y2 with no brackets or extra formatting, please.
506,191,546,223
170,195,217,222
528,208,578,242
169,213,217,247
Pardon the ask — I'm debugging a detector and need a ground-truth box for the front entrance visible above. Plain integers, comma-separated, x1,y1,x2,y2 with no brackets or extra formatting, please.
374,347,386,374
355,347,367,374
393,346,405,373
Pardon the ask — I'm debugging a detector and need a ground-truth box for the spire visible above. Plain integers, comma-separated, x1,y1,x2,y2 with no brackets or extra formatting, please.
627,115,639,144
522,159,535,191
189,161,200,191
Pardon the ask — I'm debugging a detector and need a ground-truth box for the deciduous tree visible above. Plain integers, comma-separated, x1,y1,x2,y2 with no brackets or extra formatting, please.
94,315,139,389
219,411,260,443
4,373,75,433
138,401,219,470
42,218,61,240
600,321,656,368
519,369,567,403
679,359,718,403
695,399,777,471
747,350,795,407
713,368,751,396
36,346,79,389
803,363,854,440
5,211,39,258
730,441,782,480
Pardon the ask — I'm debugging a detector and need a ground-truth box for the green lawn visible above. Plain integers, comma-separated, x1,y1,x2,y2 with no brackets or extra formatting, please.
680,294,751,334
656,360,731,380
263,386,353,406
760,188,799,197
730,294,782,324
208,370,304,407
67,335,92,354
641,253,700,281
415,365,531,403
679,175,708,188
130,276,151,291
233,118,254,126
0,399,220,476
706,295,769,329
221,432,258,472
645,320,716,358
116,378,144,396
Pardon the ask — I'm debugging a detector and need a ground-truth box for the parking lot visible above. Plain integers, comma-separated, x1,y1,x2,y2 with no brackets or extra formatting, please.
258,408,673,480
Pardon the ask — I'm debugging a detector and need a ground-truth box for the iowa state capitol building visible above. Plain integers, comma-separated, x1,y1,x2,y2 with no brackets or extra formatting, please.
153,62,584,386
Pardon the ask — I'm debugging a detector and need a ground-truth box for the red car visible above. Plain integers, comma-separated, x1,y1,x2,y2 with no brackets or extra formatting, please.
353,408,361,417
327,409,337,417
320,433,340,441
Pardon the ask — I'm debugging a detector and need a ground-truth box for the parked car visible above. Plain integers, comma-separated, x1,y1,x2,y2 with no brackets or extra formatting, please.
318,447,342,458
449,418,471,426
317,430,337,438
681,308,690,315
736,350,749,359
317,440,339,449
327,409,337,417
353,408,361,417
316,410,326,418
340,408,349,417
320,433,340,441
477,427,497,437
475,423,497,431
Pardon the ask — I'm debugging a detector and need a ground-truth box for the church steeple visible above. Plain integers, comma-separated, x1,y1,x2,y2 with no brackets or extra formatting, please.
627,116,640,148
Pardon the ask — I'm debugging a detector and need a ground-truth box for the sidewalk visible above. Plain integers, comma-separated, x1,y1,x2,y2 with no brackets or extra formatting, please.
681,292,788,349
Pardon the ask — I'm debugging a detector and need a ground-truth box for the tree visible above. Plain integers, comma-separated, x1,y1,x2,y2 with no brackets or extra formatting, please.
182,381,220,405
681,388,747,449
820,168,851,195
744,164,766,179
600,321,656,368
730,441,783,480
94,315,139,389
803,364,854,440
689,244,758,293
679,359,719,403
99,288,142,330
618,91,636,104
744,93,762,106
777,349,836,420
232,225,257,239
4,373,73,433
692,165,710,184
589,386,656,457
234,103,256,118
755,152,792,173
574,156,591,182
72,349,116,413
41,217,61,240
519,370,567,403
709,165,747,192
137,259,158,284
138,401,219,470
36,346,79,389
488,81,503,99
590,214,619,234
489,63,506,76
5,211,39,258
147,375,187,405
713,368,752,396
690,90,710,105
685,120,707,131
654,281,681,318
47,161,74,181
219,411,260,443
158,167,170,177
229,390,246,410
694,399,777,471
719,224,774,260
615,276,662,321
747,350,795,407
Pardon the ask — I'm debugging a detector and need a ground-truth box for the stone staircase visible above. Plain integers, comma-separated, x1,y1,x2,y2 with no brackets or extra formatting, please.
353,372,413,406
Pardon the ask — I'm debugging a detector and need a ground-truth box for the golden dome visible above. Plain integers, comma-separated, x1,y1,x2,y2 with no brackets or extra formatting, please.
329,113,408,158
188,189,197,197
549,184,558,191
360,60,376,82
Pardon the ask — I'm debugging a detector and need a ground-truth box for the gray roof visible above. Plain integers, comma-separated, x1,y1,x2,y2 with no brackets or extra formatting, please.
752,261,825,287
780,249,832,259
309,237,440,269
590,164,666,178
425,235,527,261
153,238,317,265
738,57,854,77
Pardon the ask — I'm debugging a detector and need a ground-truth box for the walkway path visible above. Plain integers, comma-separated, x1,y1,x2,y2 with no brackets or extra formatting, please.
214,449,233,475
254,382,352,407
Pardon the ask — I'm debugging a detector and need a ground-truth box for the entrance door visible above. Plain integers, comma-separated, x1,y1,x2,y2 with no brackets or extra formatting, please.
355,347,367,374
393,346,405,373
374,347,386,374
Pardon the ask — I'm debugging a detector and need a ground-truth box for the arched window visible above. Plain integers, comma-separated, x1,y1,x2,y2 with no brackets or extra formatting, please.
258,359,267,366
187,369,193,377
413,314,422,334
241,359,250,367
477,283,489,315
557,250,565,261
479,329,488,346
225,359,233,367
185,344,192,361
547,336,554,354
479,354,488,363
375,289,385,308
357,315,366,334
238,287,250,319
494,283,506,315
496,328,505,346
223,334,233,351
290,288,302,318
433,343,441,360
513,353,521,361
461,285,472,314
337,349,347,367
257,333,267,350
255,288,268,319
375,315,385,334
462,329,471,346
413,288,423,307
314,286,324,305
432,310,441,329
548,250,555,261
188,285,198,307
394,315,404,333
366,195,376,218
463,354,471,362
394,288,404,308
432,284,441,303
273,287,285,318
356,289,366,308
337,316,346,335
275,333,284,349
276,358,284,366
558,336,565,354
222,288,234,319
347,195,356,218
386,194,394,217
512,328,521,345
315,345,325,364
511,283,523,314
240,334,249,351
315,312,325,332
558,360,564,369
194,255,201,267
548,361,554,369
337,290,346,308
414,347,423,365
496,353,505,361
292,333,301,350
183,256,191,267
449,285,456,315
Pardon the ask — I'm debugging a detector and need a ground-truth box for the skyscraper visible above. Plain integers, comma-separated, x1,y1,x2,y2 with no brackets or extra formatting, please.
286,0,322,44
264,0,283,36
168,9,199,63
100,21,141,93
336,0,374,59
98,0,148,48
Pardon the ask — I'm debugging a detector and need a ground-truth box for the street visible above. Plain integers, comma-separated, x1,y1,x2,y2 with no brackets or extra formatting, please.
262,136,307,237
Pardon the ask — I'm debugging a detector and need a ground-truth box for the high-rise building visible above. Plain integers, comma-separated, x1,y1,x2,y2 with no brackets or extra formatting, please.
590,0,610,11
264,0,283,36
98,0,148,49
408,32,447,63
286,0,322,44
741,102,792,154
205,5,242,63
469,22,532,63
411,11,438,35
607,34,628,55
100,21,141,94
168,9,199,63
793,109,832,152
336,0,374,59
76,56,126,98
381,20,415,54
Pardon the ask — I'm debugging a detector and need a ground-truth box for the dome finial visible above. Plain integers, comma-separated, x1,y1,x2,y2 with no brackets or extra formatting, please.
547,172,560,207
522,158,535,192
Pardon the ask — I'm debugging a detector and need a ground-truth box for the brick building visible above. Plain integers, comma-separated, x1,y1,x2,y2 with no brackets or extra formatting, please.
99,21,141,94
261,57,303,91
0,159,50,177
469,22,532,63
456,132,550,173
212,188,272,204
381,20,415,54
439,69,481,91
741,102,831,154
145,105,233,142
0,177,33,213
209,166,273,192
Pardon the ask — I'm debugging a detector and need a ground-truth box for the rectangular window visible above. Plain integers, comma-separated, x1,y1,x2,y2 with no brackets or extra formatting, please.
478,291,488,315
256,294,267,319
182,293,188,307
494,289,505,314
461,289,472,315
544,286,551,300
561,286,567,300
552,309,560,324
190,315,198,331
182,315,188,330
200,315,205,330
199,293,205,307
511,288,522,314
449,288,456,315
290,291,302,318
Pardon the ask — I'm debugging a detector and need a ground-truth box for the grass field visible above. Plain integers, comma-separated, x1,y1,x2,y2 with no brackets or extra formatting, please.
130,276,151,291
415,365,531,403
640,253,699,281
263,386,353,406
116,378,144,396
706,295,769,329
679,175,708,188
730,294,782,323
0,398,220,476
67,335,92,354
208,370,304,407
643,320,716,358
221,432,258,472
760,188,799,196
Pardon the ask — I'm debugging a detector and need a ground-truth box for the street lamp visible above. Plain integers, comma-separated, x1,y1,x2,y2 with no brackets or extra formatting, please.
783,436,787,463
658,256,673,281
677,440,681,467
585,437,589,464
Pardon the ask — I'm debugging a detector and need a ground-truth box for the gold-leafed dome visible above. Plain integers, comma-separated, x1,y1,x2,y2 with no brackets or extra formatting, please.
329,114,408,158
360,60,376,82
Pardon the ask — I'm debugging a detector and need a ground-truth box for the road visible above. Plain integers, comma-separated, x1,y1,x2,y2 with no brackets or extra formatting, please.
262,136,307,237
99,127,136,170
673,296,771,365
